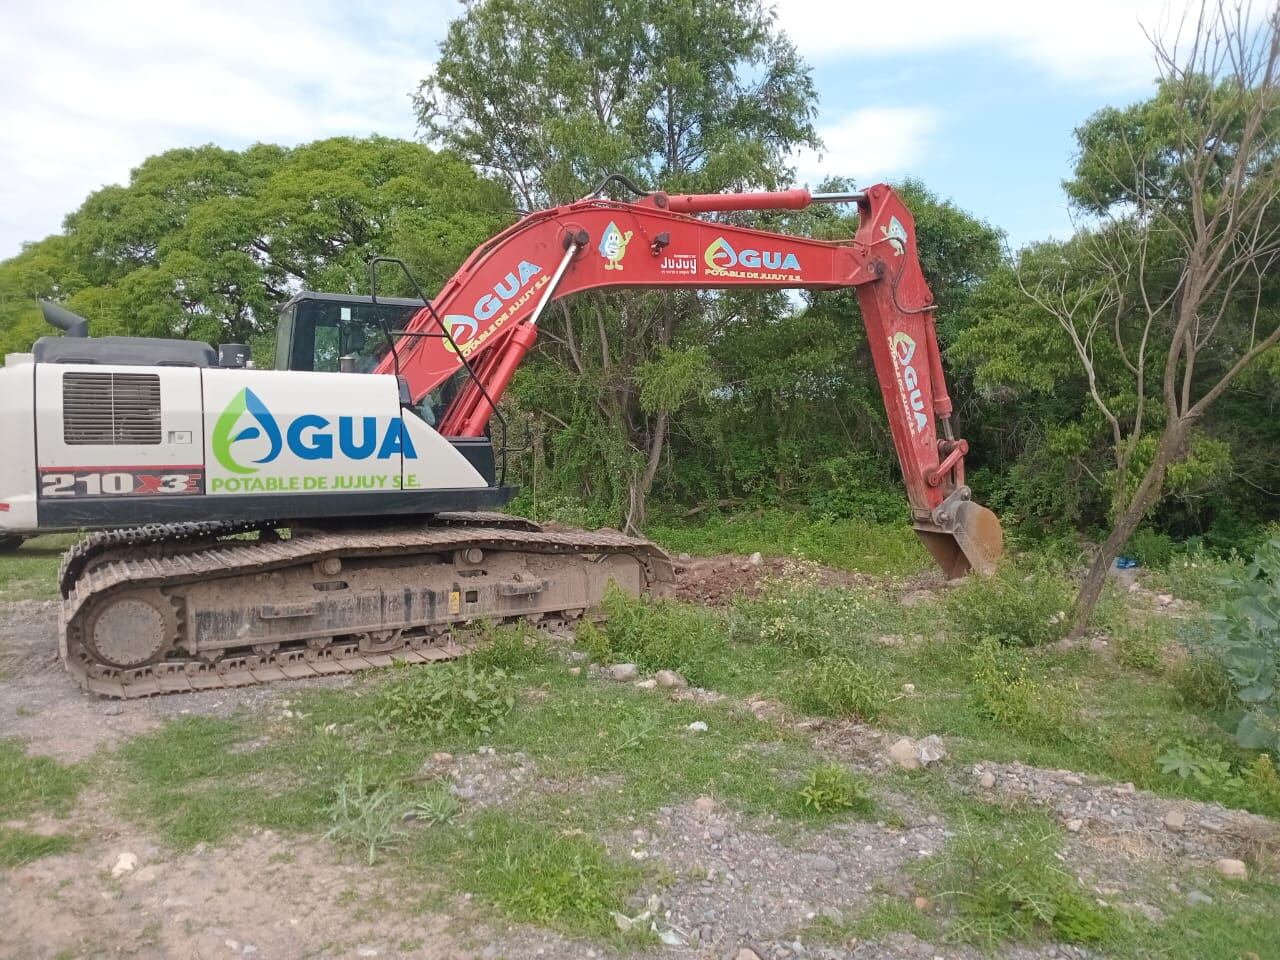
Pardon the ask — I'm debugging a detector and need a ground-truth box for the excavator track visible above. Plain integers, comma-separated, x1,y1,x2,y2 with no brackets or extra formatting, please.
60,516,673,699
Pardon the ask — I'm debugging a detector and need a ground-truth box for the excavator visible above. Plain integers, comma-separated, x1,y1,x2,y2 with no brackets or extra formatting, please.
0,177,1003,698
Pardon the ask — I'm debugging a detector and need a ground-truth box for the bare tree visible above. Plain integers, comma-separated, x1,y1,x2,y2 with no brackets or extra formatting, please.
1022,0,1280,634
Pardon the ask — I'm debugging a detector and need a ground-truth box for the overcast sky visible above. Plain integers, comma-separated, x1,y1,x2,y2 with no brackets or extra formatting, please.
0,0,1188,259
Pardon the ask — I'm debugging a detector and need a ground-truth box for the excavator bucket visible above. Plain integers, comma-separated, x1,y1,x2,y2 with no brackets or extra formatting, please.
914,500,1004,579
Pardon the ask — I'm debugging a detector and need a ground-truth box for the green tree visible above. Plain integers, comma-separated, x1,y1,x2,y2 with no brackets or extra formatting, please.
416,0,819,528
0,137,510,359
999,2,1280,630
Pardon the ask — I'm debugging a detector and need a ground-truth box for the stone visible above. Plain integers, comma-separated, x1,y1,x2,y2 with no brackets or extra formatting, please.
810,855,839,875
1062,774,1084,786
709,825,726,841
104,705,123,717
1186,889,1213,906
356,948,380,958
655,669,688,688
635,679,658,690
677,552,692,563
888,737,920,770
1065,819,1084,833
916,735,946,766
1213,858,1247,879
1163,809,1187,832
901,683,916,694
748,552,763,566
913,896,931,911
1114,782,1136,794
694,796,717,812
568,667,582,676
687,720,708,733
431,752,453,764
608,663,638,681
1157,593,1174,605
735,950,763,960
110,852,138,879
979,771,996,789
820,906,844,925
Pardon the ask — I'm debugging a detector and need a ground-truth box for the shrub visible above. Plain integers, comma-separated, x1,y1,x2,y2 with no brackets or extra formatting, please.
1200,537,1280,752
373,662,515,739
1148,546,1247,607
1125,528,1175,568
1171,652,1235,711
924,816,1119,948
1112,618,1169,671
1156,742,1280,817
789,655,890,721
325,769,406,865
944,563,1074,647
798,763,874,815
969,637,1073,739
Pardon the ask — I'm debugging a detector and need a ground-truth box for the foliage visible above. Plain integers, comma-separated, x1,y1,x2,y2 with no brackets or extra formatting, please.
1148,546,1249,607
470,623,549,673
797,763,874,815
1156,743,1280,818
373,662,516,739
1112,616,1170,672
1201,538,1280,752
925,815,1119,948
324,769,407,865
789,655,890,722
944,563,1074,647
0,138,510,359
1126,528,1176,568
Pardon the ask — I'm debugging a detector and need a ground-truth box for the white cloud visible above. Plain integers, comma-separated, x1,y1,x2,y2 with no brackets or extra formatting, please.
0,0,446,258
792,106,940,186
772,0,1182,90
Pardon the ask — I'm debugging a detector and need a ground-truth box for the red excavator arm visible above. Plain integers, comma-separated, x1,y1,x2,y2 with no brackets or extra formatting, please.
374,181,1003,577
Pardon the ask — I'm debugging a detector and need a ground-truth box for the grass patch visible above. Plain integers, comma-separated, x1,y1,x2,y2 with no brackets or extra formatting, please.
0,827,77,867
647,509,928,578
847,898,942,941
787,655,891,721
324,769,409,865
1145,548,1247,607
414,811,648,941
0,533,79,602
943,561,1074,647
0,739,84,817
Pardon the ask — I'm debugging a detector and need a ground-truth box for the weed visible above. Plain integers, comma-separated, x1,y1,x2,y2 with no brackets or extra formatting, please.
1170,651,1235,711
944,563,1074,647
1113,617,1170,671
788,655,890,721
374,662,515,739
968,638,1073,740
471,622,548,673
1147,547,1247,607
0,739,84,817
439,812,647,939
1126,528,1176,568
1156,743,1280,817
797,763,874,815
324,769,407,865
923,814,1119,948
0,828,76,867
413,783,462,826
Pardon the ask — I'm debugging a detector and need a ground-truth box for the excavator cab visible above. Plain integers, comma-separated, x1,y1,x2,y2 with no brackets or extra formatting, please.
275,291,467,428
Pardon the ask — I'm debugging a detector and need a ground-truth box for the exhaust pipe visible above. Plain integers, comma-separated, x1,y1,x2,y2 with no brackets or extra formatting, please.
39,300,89,338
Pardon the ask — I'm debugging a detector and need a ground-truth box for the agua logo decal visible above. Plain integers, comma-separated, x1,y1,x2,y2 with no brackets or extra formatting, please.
212,387,417,475
212,387,282,474
703,237,801,276
598,221,633,271
888,332,928,434
443,260,545,355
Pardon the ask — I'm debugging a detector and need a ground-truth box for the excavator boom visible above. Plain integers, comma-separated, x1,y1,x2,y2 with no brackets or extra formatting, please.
375,181,1003,576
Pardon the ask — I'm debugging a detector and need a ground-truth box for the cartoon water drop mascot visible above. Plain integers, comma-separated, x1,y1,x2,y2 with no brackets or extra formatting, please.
598,220,634,271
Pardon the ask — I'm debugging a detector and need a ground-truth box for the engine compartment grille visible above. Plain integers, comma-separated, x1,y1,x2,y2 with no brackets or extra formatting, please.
63,372,162,445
